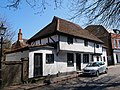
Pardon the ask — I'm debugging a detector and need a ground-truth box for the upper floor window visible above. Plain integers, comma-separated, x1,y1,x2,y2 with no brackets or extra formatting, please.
118,40,120,48
67,53,74,67
96,44,99,48
46,54,54,64
84,40,88,46
114,39,117,48
67,36,73,44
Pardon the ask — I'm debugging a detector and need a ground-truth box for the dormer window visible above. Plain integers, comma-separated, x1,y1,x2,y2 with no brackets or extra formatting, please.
84,40,88,46
67,36,73,44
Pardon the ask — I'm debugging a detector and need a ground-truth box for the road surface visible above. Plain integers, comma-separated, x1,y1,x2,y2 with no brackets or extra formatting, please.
32,65,120,90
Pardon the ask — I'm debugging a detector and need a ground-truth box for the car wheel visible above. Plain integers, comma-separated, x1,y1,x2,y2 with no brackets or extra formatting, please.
105,68,108,74
96,71,99,77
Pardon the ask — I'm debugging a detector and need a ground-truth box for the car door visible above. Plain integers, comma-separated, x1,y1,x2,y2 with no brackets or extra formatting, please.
99,64,103,73
99,63,106,73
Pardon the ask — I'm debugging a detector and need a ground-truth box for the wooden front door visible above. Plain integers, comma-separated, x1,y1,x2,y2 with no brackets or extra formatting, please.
34,53,43,77
76,53,81,70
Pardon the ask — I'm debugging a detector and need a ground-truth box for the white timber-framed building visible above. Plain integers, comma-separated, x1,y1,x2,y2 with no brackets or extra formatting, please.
5,16,107,78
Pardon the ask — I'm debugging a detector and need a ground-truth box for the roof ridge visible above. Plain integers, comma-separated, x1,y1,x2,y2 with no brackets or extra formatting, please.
53,16,83,30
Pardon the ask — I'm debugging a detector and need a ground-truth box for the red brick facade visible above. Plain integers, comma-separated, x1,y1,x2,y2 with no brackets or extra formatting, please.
111,33,120,49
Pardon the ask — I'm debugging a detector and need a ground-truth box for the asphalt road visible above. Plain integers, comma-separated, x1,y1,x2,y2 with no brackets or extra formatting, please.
33,65,120,90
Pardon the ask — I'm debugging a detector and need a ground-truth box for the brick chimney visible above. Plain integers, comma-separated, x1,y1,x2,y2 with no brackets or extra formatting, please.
18,29,22,41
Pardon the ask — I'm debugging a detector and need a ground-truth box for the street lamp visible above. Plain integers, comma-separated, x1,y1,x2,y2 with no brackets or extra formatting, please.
0,23,6,89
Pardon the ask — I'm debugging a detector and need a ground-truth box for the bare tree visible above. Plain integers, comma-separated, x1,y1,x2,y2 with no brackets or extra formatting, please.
69,0,120,29
4,0,63,14
1,0,120,28
0,16,15,50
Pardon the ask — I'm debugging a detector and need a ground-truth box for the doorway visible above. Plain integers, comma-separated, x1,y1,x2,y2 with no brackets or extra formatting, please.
34,53,43,77
76,53,81,70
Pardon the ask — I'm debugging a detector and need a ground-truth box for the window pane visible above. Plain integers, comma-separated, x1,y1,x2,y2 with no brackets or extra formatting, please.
96,44,99,48
67,53,74,66
46,54,54,64
118,40,120,48
84,40,88,46
67,37,73,44
83,54,89,63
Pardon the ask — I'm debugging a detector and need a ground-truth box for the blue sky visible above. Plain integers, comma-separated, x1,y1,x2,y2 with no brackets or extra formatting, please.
0,0,85,42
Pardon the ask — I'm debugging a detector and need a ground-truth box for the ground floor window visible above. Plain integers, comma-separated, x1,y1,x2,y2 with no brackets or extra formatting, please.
46,54,54,64
97,56,99,61
83,54,89,63
91,55,93,62
116,54,118,63
67,53,74,67
103,56,106,62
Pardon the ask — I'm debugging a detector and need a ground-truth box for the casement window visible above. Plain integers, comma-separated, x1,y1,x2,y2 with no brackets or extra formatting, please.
67,53,74,66
97,56,99,61
114,39,117,48
84,40,88,46
83,54,89,63
67,36,73,44
103,56,106,62
91,55,94,61
118,40,120,48
39,39,41,44
46,54,54,64
96,44,99,48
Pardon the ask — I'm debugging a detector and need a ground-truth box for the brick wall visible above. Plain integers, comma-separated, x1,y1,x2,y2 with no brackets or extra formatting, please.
2,58,28,87
111,33,120,49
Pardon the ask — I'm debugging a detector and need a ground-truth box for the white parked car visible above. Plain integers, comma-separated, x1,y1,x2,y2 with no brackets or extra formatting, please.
82,62,108,76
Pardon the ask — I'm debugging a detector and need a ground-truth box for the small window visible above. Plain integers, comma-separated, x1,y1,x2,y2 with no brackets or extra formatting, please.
83,54,89,63
103,56,106,62
114,39,117,48
118,40,120,48
46,54,54,64
97,56,99,61
67,37,73,44
39,39,41,44
91,55,93,62
84,40,88,46
96,44,99,48
67,53,74,66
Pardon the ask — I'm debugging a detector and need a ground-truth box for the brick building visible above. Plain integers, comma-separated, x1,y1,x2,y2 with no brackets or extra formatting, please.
110,29,120,64
12,29,29,49
85,25,120,65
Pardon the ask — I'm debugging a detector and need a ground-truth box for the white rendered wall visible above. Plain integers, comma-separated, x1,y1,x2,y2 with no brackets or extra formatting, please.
29,49,55,78
113,53,120,64
101,48,108,66
29,49,77,78
31,35,58,45
5,50,29,61
59,35,102,54
95,45,102,54
113,53,117,64
93,56,101,62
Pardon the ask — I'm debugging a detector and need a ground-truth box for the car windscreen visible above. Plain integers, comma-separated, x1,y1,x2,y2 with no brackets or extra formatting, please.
87,63,100,67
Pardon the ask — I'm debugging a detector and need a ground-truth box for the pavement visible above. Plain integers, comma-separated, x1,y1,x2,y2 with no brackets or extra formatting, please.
4,73,80,90
4,64,120,90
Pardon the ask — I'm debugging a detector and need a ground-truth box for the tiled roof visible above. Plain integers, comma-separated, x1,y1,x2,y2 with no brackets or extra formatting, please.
5,44,54,54
28,16,103,43
12,39,29,49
